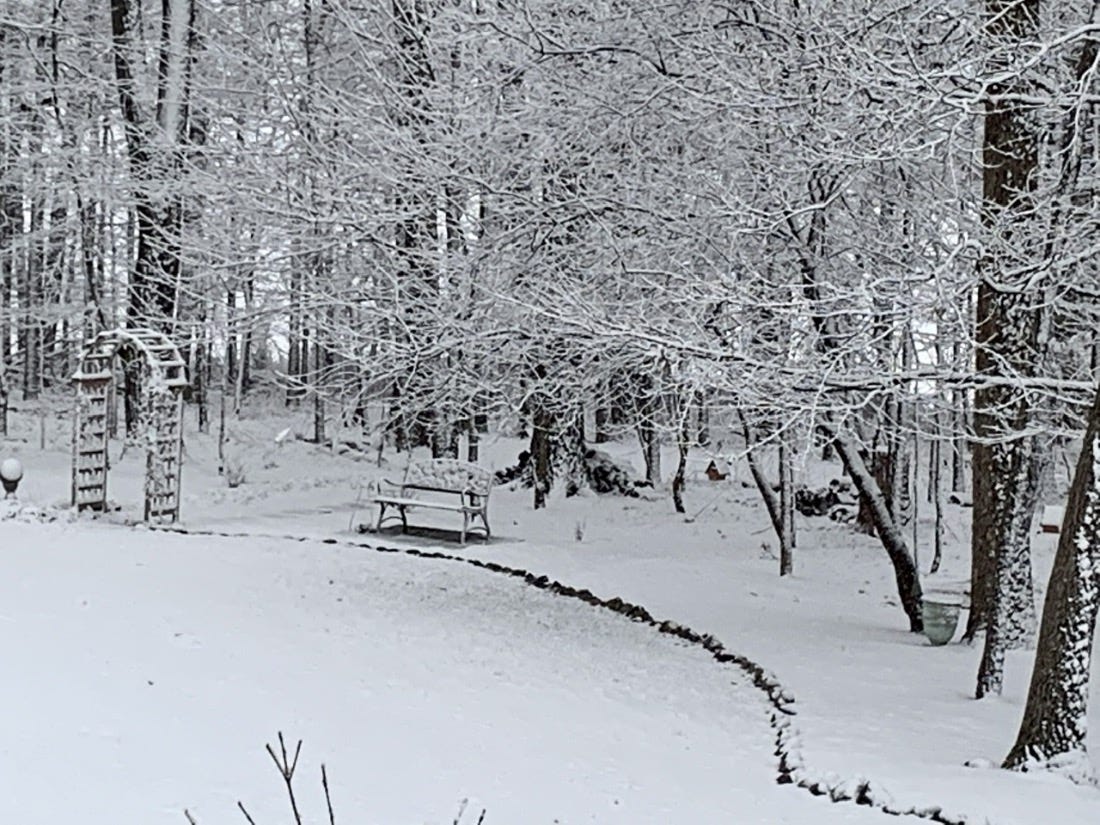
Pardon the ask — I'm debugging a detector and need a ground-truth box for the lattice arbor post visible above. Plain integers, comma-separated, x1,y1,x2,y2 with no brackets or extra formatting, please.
72,329,188,523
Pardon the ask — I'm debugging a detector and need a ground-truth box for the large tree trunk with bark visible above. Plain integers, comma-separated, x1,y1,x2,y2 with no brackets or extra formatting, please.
111,0,194,434
390,0,440,443
970,0,1043,692
111,0,190,330
1002,386,1100,782
973,436,1041,697
0,74,12,434
552,408,588,496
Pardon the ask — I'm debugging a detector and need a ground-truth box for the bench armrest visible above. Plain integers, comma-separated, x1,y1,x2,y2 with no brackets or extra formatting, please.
463,491,491,513
365,478,404,498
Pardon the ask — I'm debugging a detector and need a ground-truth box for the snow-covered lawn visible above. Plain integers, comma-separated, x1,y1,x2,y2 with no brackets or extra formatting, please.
2,407,1099,824
2,520,890,824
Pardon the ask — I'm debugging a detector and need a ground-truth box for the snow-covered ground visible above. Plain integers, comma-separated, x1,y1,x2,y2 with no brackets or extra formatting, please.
2,403,1098,824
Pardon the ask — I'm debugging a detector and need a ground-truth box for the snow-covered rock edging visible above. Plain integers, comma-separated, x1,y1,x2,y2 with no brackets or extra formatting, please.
0,500,77,524
151,524,990,825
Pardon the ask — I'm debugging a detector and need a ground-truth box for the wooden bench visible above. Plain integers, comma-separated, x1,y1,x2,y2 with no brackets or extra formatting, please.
369,458,492,544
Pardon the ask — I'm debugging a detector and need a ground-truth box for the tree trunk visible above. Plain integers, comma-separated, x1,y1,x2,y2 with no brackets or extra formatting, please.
739,413,788,569
594,402,611,443
551,408,587,496
0,210,10,378
745,443,784,544
312,333,325,445
218,355,227,474
21,201,42,401
193,313,208,433
833,431,924,631
931,425,944,574
645,433,661,486
286,268,303,406
226,287,237,400
636,374,662,486
466,411,479,463
695,389,710,448
969,0,1042,678
78,193,108,336
44,197,67,389
111,0,194,433
391,0,440,442
1002,385,1100,780
671,411,690,515
609,387,628,427
0,24,14,379
530,402,553,510
431,420,459,459
238,273,254,404
111,0,189,331
951,339,969,494
857,447,893,535
779,435,795,577
389,383,408,452
974,438,1041,697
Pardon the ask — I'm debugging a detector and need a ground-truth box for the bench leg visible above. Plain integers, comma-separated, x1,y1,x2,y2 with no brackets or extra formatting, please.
461,511,468,544
398,505,408,533
375,502,387,533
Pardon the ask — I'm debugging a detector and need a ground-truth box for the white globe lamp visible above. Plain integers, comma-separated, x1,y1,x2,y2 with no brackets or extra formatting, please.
1,457,23,497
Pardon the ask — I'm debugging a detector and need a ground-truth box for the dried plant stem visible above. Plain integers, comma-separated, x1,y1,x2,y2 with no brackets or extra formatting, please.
266,732,304,825
321,764,336,825
236,800,257,825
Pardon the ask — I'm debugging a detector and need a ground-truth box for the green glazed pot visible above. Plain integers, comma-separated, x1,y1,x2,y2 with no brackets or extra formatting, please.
922,600,960,646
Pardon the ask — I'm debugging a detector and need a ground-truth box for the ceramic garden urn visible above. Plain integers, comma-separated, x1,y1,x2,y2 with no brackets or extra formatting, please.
922,599,961,646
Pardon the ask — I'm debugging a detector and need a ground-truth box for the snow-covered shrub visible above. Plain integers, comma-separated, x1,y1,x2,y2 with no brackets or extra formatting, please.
0,499,73,523
583,449,640,496
222,454,246,488
493,448,641,498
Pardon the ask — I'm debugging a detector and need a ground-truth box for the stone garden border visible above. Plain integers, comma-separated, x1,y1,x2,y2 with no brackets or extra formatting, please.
150,524,988,825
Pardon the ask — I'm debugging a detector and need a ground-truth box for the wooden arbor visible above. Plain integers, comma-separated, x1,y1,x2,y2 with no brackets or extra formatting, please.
72,328,188,523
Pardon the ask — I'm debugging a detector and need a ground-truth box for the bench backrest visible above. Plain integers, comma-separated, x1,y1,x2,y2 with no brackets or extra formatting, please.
404,459,493,497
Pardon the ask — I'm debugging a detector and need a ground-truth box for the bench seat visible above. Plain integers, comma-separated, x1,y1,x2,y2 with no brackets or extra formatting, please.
367,458,492,543
371,495,476,512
